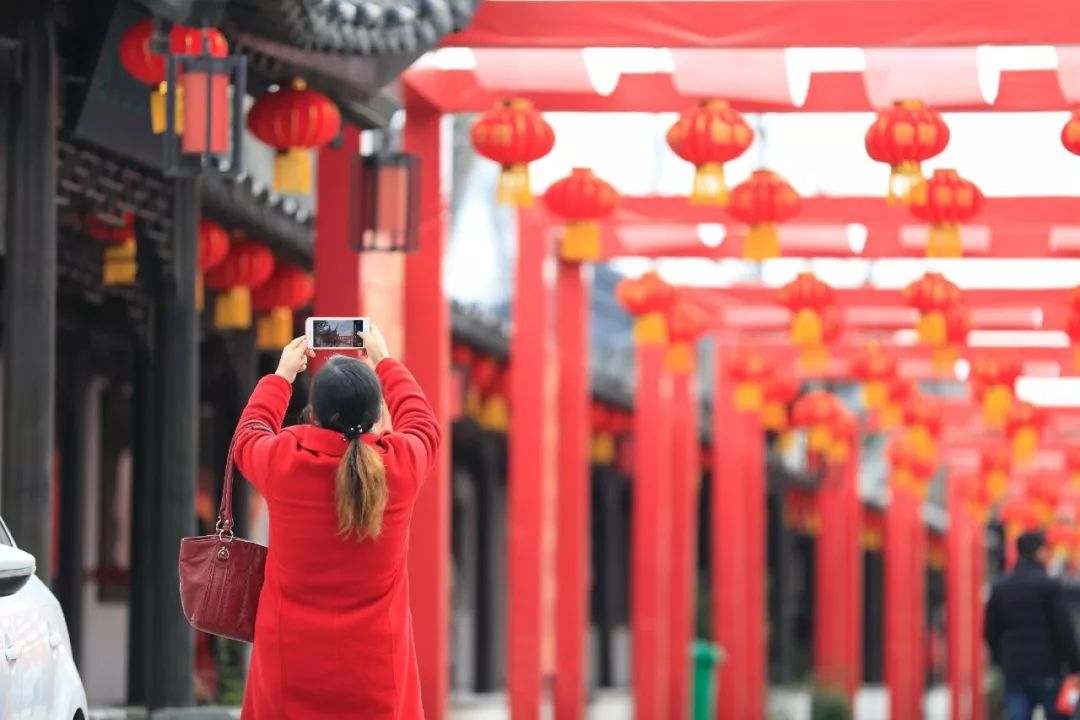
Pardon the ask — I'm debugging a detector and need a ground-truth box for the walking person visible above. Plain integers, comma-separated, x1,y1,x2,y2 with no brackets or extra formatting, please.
233,325,441,719
985,531,1080,719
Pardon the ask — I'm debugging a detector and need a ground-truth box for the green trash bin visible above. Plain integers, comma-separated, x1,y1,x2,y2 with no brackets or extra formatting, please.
692,640,725,720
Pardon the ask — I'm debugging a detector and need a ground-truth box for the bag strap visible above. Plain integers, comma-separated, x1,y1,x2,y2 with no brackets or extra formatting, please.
216,418,273,538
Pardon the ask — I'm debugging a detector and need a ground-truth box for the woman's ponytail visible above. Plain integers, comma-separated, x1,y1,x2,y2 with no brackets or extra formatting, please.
335,440,388,539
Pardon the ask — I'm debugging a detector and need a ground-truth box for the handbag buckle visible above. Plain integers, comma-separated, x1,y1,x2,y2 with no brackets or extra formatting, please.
217,546,230,560
215,519,235,542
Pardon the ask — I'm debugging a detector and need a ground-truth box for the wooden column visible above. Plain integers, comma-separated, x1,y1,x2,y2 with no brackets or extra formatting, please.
885,488,927,720
507,208,552,719
743,412,767,720
402,102,451,720
667,358,699,720
128,335,156,705
148,177,200,708
947,479,975,720
555,258,591,720
631,313,673,720
971,522,987,720
1,1,58,577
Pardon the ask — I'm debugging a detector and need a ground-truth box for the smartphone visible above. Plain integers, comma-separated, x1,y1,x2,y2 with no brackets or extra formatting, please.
305,317,371,351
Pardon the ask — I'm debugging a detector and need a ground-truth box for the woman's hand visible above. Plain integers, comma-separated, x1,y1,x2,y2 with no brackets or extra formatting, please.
275,336,316,384
358,324,391,366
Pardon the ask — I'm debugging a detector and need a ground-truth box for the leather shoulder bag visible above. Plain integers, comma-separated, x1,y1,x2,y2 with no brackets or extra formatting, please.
178,420,270,643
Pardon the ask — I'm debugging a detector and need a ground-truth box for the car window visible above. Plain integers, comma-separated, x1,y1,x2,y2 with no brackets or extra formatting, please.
0,517,12,547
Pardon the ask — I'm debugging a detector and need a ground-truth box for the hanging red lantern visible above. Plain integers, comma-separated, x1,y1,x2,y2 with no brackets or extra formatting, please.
957,474,993,524
204,238,275,330
1028,475,1062,526
1061,108,1080,157
117,20,228,134
247,79,342,195
544,168,619,262
826,406,859,465
791,390,842,456
84,211,138,286
451,343,476,368
864,100,949,203
903,271,962,348
1067,447,1080,490
197,218,230,310
727,169,801,261
1005,400,1045,465
666,300,709,373
931,306,970,372
980,445,1012,504
886,433,938,498
251,265,315,351
907,168,984,258
665,99,754,205
877,376,916,430
1000,495,1042,537
850,342,898,410
470,98,555,207
969,357,1021,429
778,271,837,370
615,270,675,346
1047,520,1074,559
727,349,771,412
760,370,799,432
902,392,944,457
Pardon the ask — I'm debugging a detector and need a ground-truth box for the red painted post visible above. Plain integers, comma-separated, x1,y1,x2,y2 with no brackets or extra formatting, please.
743,411,766,720
947,480,972,720
555,258,591,720
667,348,700,720
886,488,926,720
631,314,673,720
971,523,987,720
402,101,451,720
508,208,552,719
815,464,840,689
842,446,864,701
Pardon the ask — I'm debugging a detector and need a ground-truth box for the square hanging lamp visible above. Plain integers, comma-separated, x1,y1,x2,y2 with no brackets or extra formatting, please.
349,152,420,252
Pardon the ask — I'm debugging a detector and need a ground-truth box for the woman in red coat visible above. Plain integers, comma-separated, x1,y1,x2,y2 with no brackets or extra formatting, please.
233,325,440,719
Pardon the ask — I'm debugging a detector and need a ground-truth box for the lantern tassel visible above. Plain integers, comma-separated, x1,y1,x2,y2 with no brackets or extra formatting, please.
479,394,509,432
632,312,667,346
932,345,959,373
916,311,947,347
665,342,694,374
987,470,1008,503
274,148,313,195
561,220,601,262
761,402,787,431
743,223,781,261
887,161,923,205
1012,426,1039,465
863,380,888,410
497,164,533,207
257,308,294,351
734,382,762,412
103,238,138,286
790,308,823,347
982,384,1014,429
926,222,963,258
214,286,253,330
150,81,184,136
878,403,903,430
591,434,616,465
691,163,729,205
799,345,829,375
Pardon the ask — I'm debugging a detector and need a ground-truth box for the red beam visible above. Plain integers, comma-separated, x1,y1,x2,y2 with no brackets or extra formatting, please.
442,1,1080,49
405,68,1072,115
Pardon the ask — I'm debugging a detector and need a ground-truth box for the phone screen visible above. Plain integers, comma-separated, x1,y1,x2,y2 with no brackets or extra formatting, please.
309,319,368,349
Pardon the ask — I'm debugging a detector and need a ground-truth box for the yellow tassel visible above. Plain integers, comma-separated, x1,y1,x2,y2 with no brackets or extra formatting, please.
690,163,728,205
1012,426,1039,465
799,345,829,375
1072,472,1080,492
257,308,294,351
734,382,762,412
790,309,823,346
196,272,205,312
916,311,947,347
931,346,958,373
863,380,888,410
497,164,533,207
886,161,923,205
591,433,616,465
983,384,1013,429
987,470,1009,502
777,431,796,454
743,223,780,261
808,425,832,454
150,81,183,135
103,239,138,286
560,221,601,262
665,342,694,374
479,394,509,432
879,403,903,430
273,148,313,195
464,387,484,421
826,439,850,465
926,223,962,258
906,426,937,457
213,286,253,330
761,402,788,431
633,313,667,346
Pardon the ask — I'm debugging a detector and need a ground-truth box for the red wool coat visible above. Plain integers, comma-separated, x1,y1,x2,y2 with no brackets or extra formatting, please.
233,358,440,720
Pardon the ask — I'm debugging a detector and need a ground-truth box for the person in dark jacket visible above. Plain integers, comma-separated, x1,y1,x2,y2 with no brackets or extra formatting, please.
985,531,1080,719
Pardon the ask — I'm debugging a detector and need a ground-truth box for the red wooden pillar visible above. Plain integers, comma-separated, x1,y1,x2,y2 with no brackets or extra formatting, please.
971,522,987,720
743,411,766,720
885,488,927,720
815,447,864,702
631,312,673,720
667,343,700,720
947,478,971,720
402,101,451,720
508,208,552,719
312,126,362,374
555,257,591,720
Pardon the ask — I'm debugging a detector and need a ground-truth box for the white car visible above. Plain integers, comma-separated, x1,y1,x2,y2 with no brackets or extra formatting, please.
0,515,88,720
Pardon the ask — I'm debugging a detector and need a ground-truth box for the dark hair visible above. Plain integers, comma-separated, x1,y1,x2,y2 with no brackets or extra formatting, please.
309,355,387,539
1017,530,1046,561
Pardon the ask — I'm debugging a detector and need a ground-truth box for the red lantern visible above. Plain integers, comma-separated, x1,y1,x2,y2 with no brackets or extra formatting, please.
864,100,949,203
1000,495,1042,537
451,344,476,368
791,390,842,456
1047,520,1074,558
251,265,315,351
1028,475,1063,526
204,239,275,330
1005,401,1044,465
980,445,1012,503
84,212,138,286
544,168,619,262
470,356,501,395
1067,447,1080,490
761,370,799,432
1061,108,1080,157
470,98,555,207
903,392,944,456
850,342,898,410
615,271,675,346
666,300,709,373
907,168,984,258
886,434,938,498
727,349,771,412
778,272,837,370
970,357,1021,429
196,218,230,310
247,79,342,195
826,406,858,465
877,376,915,430
727,169,801,261
903,271,962,348
117,20,228,134
666,99,754,205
